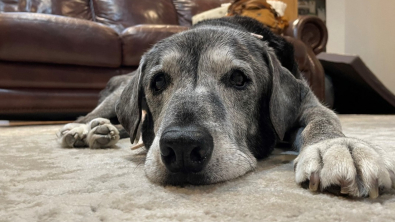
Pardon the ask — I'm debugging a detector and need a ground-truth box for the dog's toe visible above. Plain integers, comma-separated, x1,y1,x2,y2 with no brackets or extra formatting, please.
58,123,89,148
89,118,111,129
63,133,76,147
95,125,111,135
87,123,120,148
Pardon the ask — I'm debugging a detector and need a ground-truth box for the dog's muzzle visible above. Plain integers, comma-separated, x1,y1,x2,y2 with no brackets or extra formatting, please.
159,125,213,173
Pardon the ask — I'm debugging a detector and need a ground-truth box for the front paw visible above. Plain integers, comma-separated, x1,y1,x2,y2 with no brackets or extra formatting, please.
294,138,395,198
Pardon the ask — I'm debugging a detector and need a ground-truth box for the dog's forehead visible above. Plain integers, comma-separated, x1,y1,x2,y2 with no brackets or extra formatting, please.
144,28,265,75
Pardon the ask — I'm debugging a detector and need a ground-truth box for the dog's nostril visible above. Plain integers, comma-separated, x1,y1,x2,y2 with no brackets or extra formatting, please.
161,146,171,156
161,147,177,163
190,146,205,162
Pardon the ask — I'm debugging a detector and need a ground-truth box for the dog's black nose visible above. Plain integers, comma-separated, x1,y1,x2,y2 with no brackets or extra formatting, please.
160,126,213,173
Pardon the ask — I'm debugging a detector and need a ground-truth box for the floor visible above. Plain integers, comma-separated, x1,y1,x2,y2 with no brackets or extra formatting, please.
0,120,71,126
0,115,394,222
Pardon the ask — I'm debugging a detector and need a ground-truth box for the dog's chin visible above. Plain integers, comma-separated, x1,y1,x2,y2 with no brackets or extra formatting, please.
144,156,257,186
160,172,215,186
146,169,254,186
143,163,217,185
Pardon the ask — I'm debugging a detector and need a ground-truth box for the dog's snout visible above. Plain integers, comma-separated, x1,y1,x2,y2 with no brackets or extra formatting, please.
160,126,213,173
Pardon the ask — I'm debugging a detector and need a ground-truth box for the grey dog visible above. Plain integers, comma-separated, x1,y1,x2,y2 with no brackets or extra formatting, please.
58,16,395,198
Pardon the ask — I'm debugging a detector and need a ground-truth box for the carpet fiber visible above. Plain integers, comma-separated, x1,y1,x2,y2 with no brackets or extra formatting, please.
1,115,395,222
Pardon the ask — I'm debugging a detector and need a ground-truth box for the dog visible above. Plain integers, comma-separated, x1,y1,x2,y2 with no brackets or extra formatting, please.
58,16,395,198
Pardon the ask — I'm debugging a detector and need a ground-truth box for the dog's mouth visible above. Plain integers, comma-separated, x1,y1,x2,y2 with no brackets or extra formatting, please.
144,124,258,186
162,171,213,185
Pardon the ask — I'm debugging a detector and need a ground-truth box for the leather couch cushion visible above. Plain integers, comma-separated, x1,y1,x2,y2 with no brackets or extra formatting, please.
0,13,121,67
92,0,180,33
0,88,99,114
121,25,188,66
0,61,135,90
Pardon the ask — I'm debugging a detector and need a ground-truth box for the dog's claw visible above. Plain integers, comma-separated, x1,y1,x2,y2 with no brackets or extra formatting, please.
309,172,319,191
340,180,351,194
340,187,348,194
389,170,395,189
369,180,379,199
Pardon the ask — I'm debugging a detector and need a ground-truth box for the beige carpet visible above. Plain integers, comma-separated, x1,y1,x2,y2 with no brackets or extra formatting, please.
1,115,395,222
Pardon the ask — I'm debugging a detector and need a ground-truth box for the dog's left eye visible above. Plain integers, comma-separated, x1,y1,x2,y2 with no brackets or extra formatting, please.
152,73,167,92
230,70,247,89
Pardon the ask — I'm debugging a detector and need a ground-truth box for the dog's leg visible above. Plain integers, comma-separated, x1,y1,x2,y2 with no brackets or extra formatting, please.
291,92,395,198
76,86,123,124
264,46,395,197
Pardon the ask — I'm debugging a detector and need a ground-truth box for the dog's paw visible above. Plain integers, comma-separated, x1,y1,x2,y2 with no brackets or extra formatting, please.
294,137,395,198
58,123,89,148
86,118,120,148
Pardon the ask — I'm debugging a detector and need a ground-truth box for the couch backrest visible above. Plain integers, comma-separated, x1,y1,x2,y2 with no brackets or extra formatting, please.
0,0,94,20
92,0,180,33
172,0,231,26
0,0,231,32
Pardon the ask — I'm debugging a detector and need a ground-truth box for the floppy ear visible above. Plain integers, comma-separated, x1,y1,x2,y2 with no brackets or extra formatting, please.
116,57,146,144
264,49,303,141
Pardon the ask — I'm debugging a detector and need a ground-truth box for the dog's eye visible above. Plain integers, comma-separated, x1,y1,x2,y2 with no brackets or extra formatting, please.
230,70,247,89
153,73,167,92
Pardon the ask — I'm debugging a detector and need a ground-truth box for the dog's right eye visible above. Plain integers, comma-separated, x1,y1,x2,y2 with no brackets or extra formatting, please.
152,73,167,92
229,70,248,89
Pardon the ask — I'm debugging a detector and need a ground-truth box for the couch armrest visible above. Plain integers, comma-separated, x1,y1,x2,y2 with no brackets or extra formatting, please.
283,36,325,102
121,25,189,66
284,15,328,55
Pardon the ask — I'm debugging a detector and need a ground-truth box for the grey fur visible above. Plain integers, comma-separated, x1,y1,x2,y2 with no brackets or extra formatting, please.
58,18,395,197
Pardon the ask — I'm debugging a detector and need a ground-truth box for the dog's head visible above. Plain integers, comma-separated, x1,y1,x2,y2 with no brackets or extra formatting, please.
116,20,302,185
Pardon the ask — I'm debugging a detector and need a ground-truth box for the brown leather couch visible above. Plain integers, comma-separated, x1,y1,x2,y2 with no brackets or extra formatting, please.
0,0,328,120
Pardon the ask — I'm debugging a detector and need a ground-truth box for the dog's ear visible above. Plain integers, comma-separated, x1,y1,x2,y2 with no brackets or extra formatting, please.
264,49,303,141
116,57,146,144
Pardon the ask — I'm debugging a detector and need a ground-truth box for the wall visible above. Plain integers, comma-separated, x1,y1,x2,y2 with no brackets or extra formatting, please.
282,0,298,22
326,0,395,95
